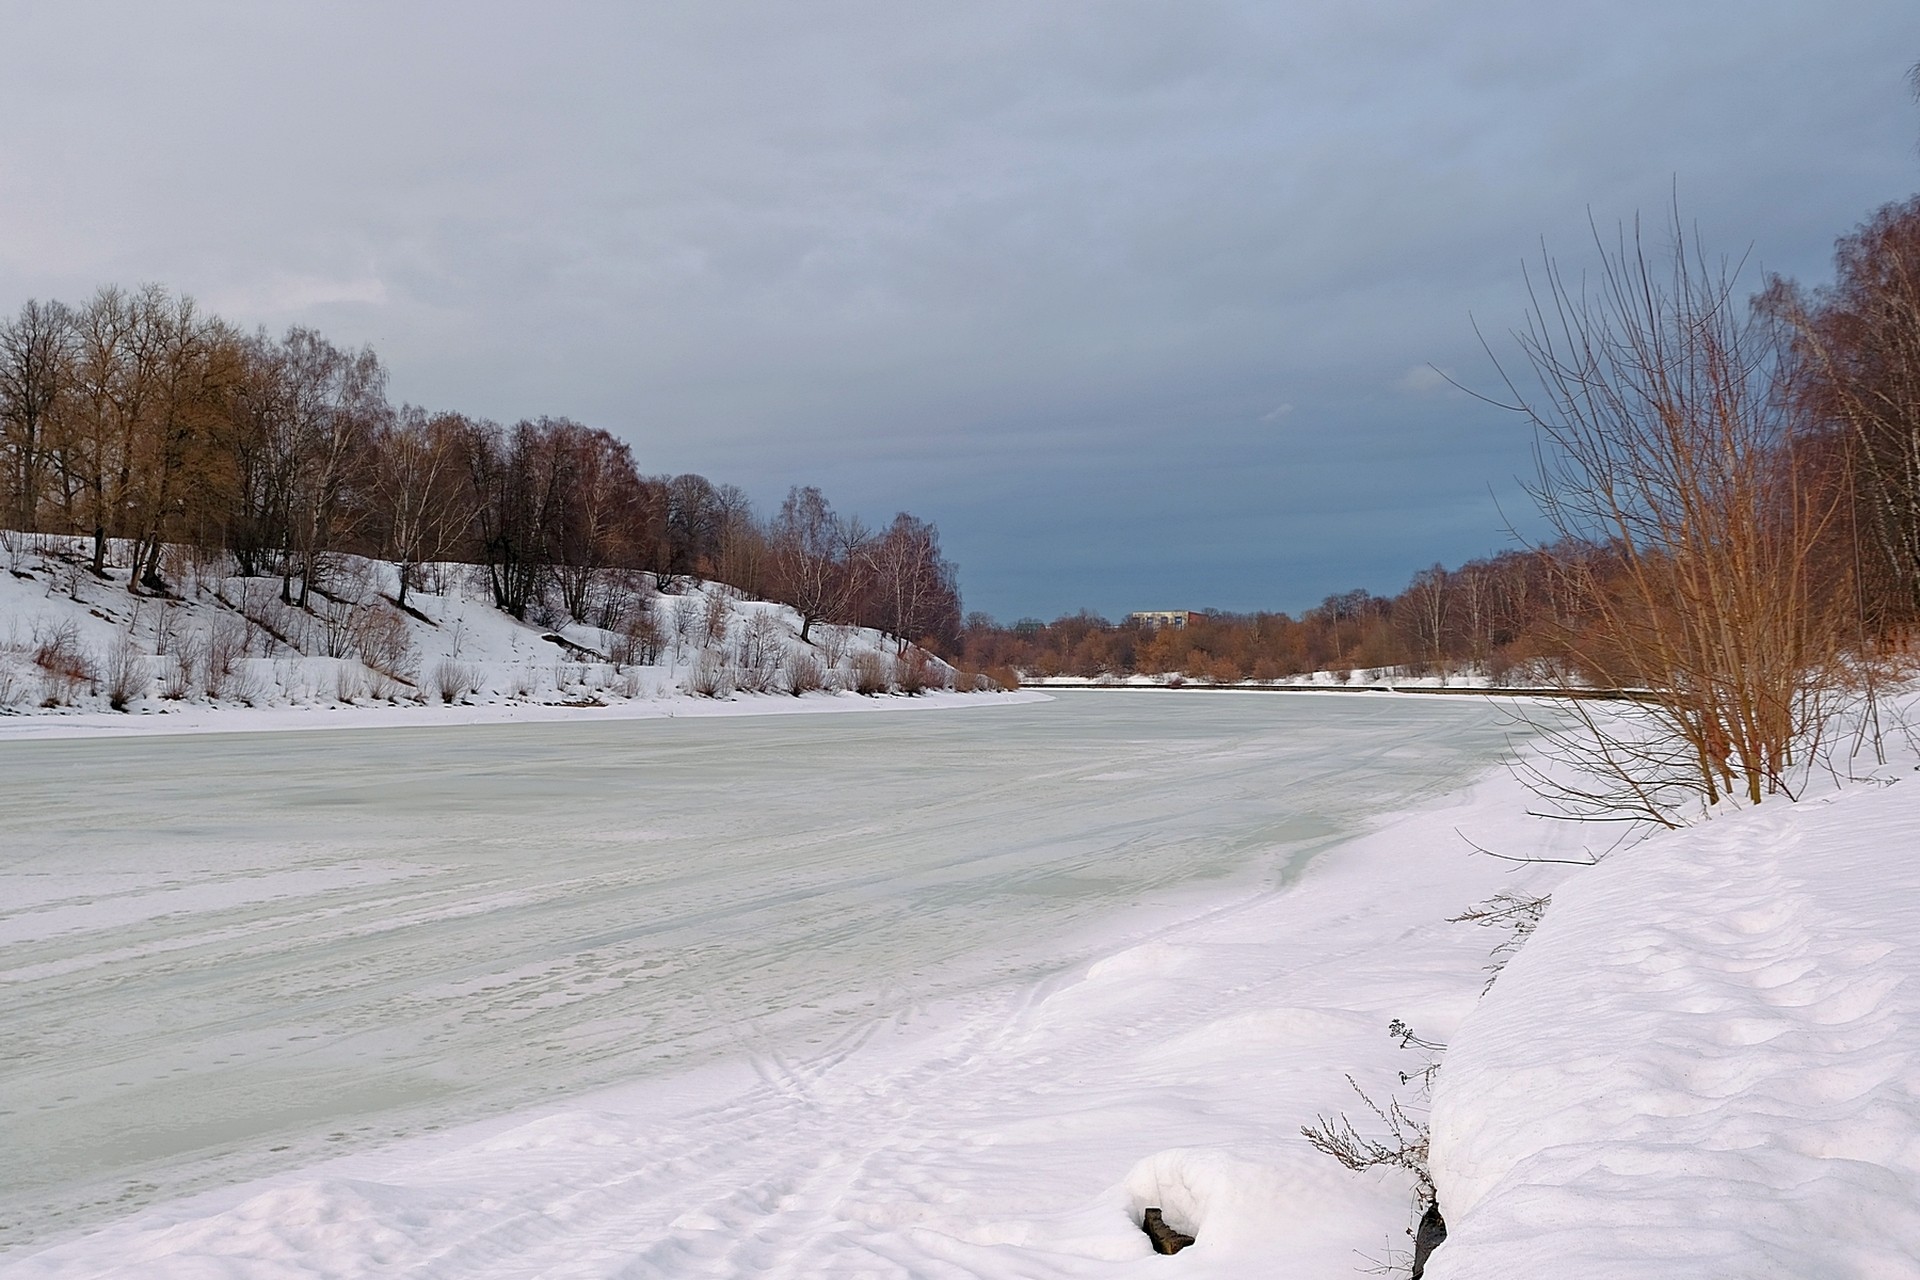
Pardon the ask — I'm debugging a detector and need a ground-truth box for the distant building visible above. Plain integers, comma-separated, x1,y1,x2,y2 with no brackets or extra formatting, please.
1128,610,1199,629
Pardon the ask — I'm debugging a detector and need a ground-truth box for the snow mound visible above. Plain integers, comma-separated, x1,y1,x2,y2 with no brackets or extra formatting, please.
1123,1147,1297,1249
1122,1146,1389,1260
1428,779,1920,1278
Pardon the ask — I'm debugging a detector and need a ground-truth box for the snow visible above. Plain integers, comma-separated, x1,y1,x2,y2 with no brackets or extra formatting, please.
7,665,1920,1278
1427,746,1920,1278
2,691,1558,1275
0,534,995,739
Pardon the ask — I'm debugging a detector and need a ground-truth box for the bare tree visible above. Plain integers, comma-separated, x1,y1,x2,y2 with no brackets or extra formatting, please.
366,407,474,608
1763,196,1920,622
61,286,160,576
0,298,75,531
548,423,642,623
1401,563,1451,676
277,328,388,607
866,512,959,651
770,485,856,644
1492,212,1855,818
666,472,721,580
122,290,241,593
712,482,766,596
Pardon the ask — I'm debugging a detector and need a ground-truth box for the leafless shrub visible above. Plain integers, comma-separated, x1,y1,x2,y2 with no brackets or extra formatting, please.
816,625,850,665
314,598,355,658
412,559,450,597
1497,213,1861,821
703,591,731,645
105,634,151,710
0,664,24,708
688,652,733,698
180,543,230,599
334,661,370,704
149,603,178,657
730,611,783,692
160,543,200,596
163,632,204,700
896,647,938,695
32,620,97,704
348,603,417,681
434,658,477,704
1304,1019,1449,1258
204,619,249,700
611,603,663,666
671,597,701,659
231,579,300,655
231,660,267,706
733,654,775,694
784,650,826,695
850,650,893,695
593,569,652,632
739,609,782,670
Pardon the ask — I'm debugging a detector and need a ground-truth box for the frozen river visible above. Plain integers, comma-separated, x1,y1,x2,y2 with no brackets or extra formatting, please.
1,691,1517,1252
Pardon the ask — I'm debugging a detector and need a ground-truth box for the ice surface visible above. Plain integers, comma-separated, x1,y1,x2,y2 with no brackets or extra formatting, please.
0,691,1521,1260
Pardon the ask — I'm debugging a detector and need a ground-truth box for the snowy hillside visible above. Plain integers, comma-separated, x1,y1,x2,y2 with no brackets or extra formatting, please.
0,532,992,729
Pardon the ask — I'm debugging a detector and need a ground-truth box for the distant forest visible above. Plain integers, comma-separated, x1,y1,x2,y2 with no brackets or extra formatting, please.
958,548,1581,685
0,290,960,651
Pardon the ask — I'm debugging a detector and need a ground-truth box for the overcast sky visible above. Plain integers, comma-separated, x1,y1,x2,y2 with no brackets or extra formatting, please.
4,2,1917,620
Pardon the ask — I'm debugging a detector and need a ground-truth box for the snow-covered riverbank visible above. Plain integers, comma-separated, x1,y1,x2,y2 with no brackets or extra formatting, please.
0,535,998,738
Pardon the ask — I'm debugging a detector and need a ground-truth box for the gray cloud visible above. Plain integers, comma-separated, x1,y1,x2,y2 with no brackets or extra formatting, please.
4,1,1917,618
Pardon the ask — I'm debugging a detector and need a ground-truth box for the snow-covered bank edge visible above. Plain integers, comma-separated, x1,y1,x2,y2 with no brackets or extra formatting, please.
0,687,1049,742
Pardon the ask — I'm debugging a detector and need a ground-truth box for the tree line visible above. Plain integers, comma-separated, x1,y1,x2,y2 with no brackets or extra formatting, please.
0,285,961,649
954,547,1581,686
